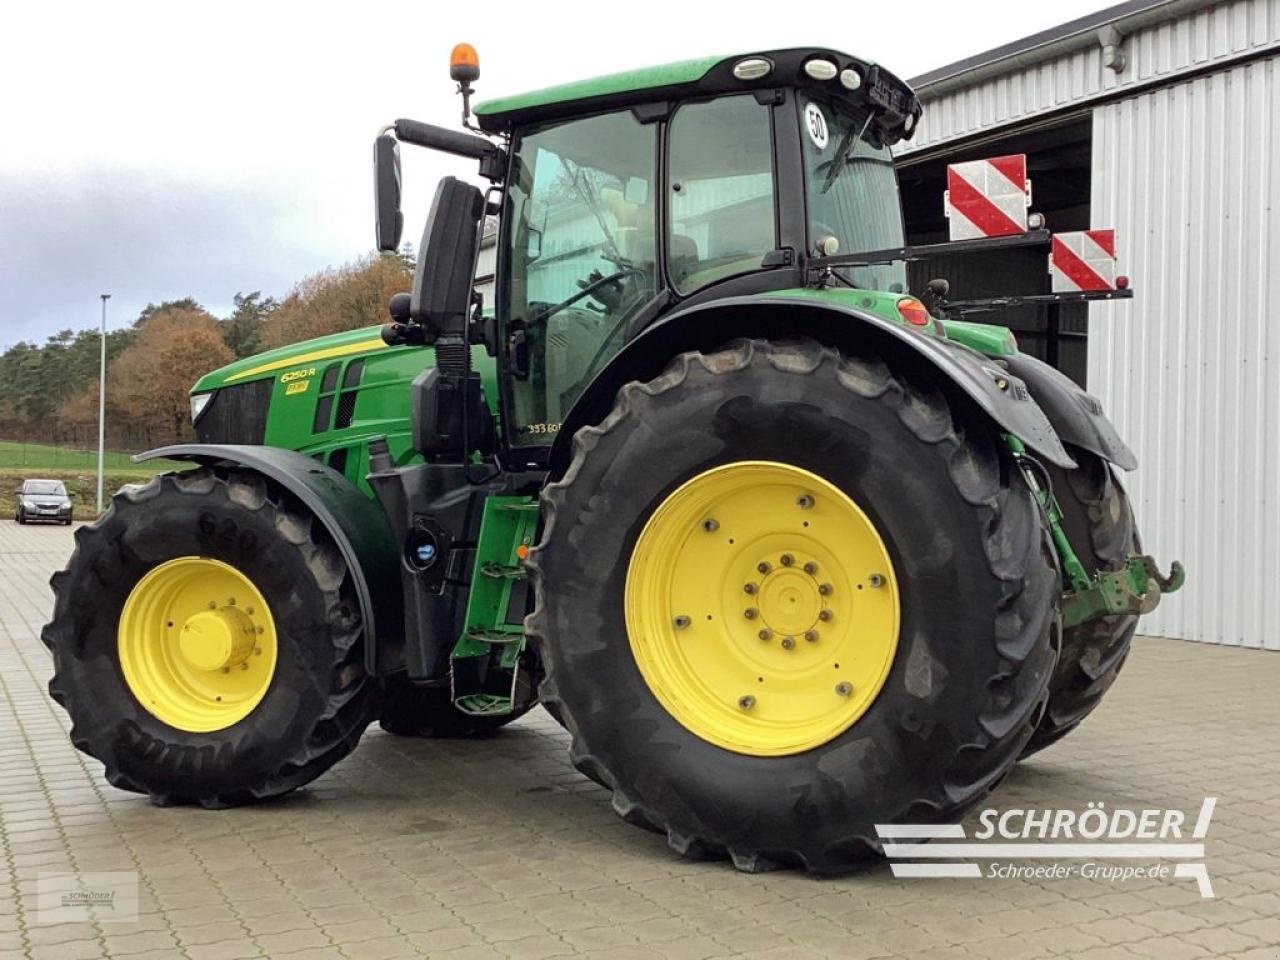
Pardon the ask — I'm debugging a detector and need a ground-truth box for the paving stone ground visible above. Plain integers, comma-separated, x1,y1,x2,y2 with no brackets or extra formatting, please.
1,518,1277,960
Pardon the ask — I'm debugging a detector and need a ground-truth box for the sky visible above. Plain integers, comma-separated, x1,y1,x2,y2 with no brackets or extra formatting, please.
0,0,1120,349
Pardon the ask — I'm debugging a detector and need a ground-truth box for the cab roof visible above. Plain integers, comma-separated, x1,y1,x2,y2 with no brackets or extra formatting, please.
473,48,922,145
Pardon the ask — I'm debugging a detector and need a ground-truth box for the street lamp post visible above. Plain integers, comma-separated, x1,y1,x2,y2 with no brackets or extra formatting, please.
97,293,110,515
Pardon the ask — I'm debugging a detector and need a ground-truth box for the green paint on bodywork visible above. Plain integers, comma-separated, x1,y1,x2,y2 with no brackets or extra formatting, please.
760,287,1019,358
475,55,723,119
940,319,1018,357
191,326,498,497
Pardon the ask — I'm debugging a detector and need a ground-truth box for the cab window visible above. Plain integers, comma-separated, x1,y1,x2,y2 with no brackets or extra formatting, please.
504,110,658,444
667,95,776,294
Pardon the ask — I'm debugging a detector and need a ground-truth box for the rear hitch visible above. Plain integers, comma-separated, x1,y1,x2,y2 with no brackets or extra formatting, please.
1061,555,1185,629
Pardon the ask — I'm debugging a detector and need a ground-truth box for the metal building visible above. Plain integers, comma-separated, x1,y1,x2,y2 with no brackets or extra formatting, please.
897,0,1280,649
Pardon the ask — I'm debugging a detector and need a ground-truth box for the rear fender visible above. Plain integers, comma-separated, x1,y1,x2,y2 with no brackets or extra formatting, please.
549,296,1074,478
1003,353,1138,471
135,444,403,674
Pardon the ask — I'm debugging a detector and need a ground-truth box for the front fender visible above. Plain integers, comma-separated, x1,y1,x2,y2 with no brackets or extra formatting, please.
549,296,1074,477
135,444,403,672
1003,354,1137,471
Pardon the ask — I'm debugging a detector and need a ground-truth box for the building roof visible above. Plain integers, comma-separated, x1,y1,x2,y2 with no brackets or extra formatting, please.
908,0,1178,92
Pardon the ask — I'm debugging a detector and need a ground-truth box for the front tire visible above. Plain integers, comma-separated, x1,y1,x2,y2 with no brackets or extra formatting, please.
529,339,1058,873
44,467,379,807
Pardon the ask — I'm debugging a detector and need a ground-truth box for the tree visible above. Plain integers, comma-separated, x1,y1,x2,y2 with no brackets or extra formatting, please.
263,253,411,349
219,291,276,359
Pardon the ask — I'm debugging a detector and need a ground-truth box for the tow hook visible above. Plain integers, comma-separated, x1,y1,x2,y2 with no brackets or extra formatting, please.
1062,555,1186,629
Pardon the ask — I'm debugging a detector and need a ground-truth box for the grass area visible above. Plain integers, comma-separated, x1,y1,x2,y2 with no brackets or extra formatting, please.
0,440,178,473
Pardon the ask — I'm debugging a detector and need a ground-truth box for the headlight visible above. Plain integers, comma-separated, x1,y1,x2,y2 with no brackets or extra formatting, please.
22,499,36,509
190,392,213,423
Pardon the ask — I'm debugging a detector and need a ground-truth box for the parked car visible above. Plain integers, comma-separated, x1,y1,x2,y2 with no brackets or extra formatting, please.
15,479,73,525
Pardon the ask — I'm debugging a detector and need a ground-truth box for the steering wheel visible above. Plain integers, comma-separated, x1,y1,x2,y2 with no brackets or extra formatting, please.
530,266,647,325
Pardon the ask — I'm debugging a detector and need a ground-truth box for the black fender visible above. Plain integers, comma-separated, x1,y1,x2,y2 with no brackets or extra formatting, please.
1003,353,1138,471
135,445,403,673
549,295,1075,478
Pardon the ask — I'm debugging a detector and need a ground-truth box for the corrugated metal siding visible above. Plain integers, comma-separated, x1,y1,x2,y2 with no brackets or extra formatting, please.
901,0,1280,155
1088,55,1280,648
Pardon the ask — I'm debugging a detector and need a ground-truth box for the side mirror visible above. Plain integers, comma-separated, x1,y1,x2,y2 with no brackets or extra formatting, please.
410,176,485,338
374,134,403,252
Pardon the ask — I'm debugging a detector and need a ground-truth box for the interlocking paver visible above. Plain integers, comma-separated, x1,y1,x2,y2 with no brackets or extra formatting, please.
2,518,1279,960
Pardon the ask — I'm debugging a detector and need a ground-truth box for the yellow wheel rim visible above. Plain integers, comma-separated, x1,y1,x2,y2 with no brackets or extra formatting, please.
625,461,900,756
118,557,279,733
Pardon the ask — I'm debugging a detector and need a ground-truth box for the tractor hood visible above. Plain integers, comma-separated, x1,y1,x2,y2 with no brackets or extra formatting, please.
191,327,389,394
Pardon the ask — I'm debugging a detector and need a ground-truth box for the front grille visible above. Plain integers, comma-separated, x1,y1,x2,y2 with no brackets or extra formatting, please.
195,379,272,444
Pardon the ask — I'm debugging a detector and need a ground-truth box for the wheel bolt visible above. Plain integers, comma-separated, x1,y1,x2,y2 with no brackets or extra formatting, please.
780,553,794,566
781,636,796,650
758,628,773,641
744,608,758,620
702,518,719,533
255,626,264,634
227,598,235,606
757,561,771,575
818,583,833,596
738,695,756,711
804,562,818,575
221,667,230,674
869,574,886,588
805,630,819,642
240,662,249,670
674,615,691,629
208,601,217,610
797,494,814,509
744,582,758,595
835,682,853,697
818,610,833,622
254,647,262,655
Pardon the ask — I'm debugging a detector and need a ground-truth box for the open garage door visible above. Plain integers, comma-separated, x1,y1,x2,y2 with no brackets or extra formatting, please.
897,116,1093,386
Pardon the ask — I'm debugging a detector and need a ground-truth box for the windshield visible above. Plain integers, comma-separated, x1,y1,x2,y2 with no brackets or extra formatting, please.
800,98,907,292
503,110,658,445
24,481,66,496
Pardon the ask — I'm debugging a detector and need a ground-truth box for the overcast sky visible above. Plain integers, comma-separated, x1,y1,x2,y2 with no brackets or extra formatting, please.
0,0,1117,349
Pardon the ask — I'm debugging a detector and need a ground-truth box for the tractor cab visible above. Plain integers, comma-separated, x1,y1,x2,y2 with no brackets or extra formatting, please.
376,48,925,461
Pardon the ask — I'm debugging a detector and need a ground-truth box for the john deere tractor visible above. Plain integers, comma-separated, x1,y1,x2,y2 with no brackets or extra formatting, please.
46,46,1182,871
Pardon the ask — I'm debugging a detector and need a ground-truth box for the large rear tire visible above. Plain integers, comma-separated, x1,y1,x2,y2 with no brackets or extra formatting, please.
44,467,378,807
1021,446,1139,757
529,339,1058,873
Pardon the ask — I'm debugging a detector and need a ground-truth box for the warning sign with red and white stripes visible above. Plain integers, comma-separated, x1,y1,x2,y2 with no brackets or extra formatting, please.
1050,230,1118,292
943,155,1031,240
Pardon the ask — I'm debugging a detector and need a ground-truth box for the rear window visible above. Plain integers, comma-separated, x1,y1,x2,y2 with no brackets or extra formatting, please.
24,481,66,495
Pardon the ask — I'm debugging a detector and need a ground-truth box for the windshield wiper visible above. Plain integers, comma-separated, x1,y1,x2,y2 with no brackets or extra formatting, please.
563,159,625,263
818,110,879,194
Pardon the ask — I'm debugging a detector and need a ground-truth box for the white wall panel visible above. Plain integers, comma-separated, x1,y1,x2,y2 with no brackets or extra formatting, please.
901,0,1280,155
1088,57,1280,648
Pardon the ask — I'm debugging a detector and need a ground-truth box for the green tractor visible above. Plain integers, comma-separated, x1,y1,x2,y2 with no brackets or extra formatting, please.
46,46,1182,872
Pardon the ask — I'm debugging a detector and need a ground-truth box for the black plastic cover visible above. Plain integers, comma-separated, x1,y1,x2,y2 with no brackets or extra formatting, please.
410,177,485,338
1004,353,1138,471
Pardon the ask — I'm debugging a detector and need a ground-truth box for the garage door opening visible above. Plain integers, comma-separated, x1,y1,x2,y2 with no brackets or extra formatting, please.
897,116,1093,386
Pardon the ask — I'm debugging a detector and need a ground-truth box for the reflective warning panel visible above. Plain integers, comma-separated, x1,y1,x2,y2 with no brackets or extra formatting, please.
944,155,1031,240
1050,230,1118,292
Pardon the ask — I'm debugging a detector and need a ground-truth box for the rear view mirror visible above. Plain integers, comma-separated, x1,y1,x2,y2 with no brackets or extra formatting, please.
374,134,403,252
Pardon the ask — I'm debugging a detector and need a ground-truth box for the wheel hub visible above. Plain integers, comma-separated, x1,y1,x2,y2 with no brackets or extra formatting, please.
118,557,278,733
625,460,900,757
178,606,256,672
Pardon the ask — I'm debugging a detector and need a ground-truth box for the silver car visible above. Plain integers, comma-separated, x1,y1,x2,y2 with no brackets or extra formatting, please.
15,479,73,525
